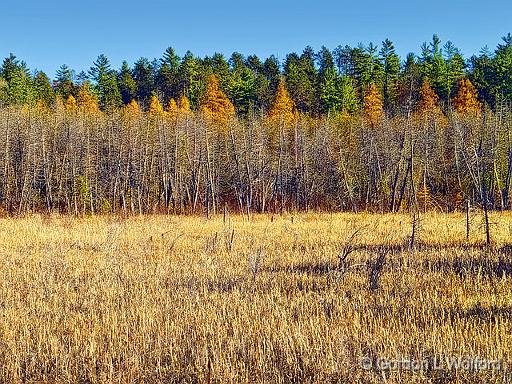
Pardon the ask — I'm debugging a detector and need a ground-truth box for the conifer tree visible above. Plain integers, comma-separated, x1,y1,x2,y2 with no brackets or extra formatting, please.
77,82,100,113
178,95,191,115
201,74,235,128
319,67,340,114
380,39,401,112
118,61,137,105
65,95,77,111
148,94,164,115
267,78,297,126
166,98,178,120
416,79,445,123
55,64,76,100
32,71,55,107
124,99,141,118
363,83,384,127
453,78,482,116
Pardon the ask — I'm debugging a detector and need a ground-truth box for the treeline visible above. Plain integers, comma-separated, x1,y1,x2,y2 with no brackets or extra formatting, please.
0,34,511,215
1,34,512,114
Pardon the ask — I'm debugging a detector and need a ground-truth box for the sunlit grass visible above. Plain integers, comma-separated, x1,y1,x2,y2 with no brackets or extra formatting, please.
0,212,510,382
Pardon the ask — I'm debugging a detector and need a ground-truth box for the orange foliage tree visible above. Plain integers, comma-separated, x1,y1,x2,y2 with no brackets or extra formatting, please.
178,95,192,116
148,94,164,116
77,83,100,113
267,78,297,126
124,99,141,119
416,79,447,125
452,79,482,117
363,83,383,128
201,75,235,129
65,95,77,111
165,98,178,120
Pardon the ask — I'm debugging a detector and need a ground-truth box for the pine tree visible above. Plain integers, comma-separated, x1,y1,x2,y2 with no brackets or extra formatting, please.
118,61,137,105
33,71,55,106
90,55,122,110
363,83,384,127
492,34,512,102
338,76,359,114
55,64,76,100
452,78,482,116
201,74,235,128
1,54,33,105
177,51,202,109
133,57,155,106
229,65,256,115
319,67,340,114
380,39,401,113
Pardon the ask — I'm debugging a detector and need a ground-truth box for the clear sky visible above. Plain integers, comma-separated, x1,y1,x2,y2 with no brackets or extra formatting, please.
1,0,511,78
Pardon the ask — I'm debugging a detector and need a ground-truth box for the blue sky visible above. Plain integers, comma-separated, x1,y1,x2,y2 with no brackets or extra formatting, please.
1,0,511,78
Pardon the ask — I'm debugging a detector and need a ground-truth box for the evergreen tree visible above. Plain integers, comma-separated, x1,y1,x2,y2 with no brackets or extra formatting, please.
133,57,155,107
118,61,137,105
1,54,33,105
338,76,359,114
177,51,202,108
33,71,55,106
229,65,256,115
442,41,465,104
55,64,76,100
492,33,512,102
89,54,122,110
468,47,494,107
319,67,340,114
380,39,401,113
161,47,180,72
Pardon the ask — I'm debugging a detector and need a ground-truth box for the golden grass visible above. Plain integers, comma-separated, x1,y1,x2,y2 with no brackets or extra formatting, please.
0,212,511,383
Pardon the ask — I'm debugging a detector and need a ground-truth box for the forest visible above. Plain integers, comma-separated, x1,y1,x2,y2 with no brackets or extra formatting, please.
0,34,511,215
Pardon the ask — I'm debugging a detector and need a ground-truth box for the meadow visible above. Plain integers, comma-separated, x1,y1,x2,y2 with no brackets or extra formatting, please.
0,212,511,383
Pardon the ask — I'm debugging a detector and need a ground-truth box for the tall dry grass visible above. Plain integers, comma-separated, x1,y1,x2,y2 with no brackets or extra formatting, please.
0,212,511,382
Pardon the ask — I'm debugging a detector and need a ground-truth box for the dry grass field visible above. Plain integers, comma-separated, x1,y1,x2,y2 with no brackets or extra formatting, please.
0,212,511,383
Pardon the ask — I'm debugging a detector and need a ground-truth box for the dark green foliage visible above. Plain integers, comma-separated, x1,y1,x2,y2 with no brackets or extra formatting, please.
33,71,55,106
380,39,401,113
3,32,512,112
55,64,76,100
118,61,137,105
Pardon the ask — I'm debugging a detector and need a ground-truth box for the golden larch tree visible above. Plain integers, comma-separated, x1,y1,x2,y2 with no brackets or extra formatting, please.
166,98,178,120
452,79,482,117
416,79,446,125
77,83,99,113
148,95,164,116
201,75,235,128
65,95,77,111
267,78,297,126
363,83,384,128
178,95,192,116
124,99,141,119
